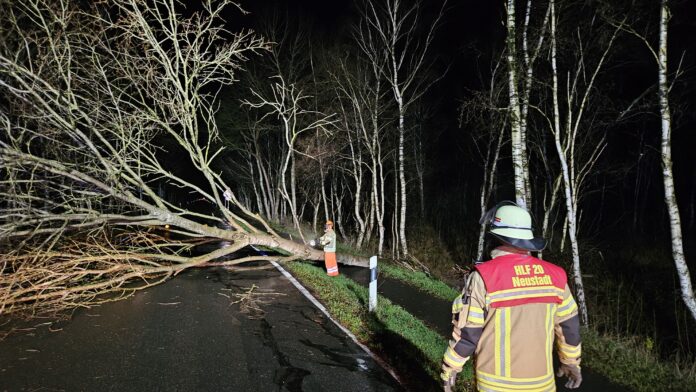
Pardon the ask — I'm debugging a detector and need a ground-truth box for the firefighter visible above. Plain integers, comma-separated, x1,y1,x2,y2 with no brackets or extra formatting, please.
441,202,582,391
318,220,339,276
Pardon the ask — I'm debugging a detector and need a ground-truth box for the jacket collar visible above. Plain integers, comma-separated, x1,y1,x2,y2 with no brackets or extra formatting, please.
490,245,530,259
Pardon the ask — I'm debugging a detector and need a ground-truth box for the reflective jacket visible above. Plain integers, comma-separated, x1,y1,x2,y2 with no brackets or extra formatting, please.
319,229,336,252
442,247,581,392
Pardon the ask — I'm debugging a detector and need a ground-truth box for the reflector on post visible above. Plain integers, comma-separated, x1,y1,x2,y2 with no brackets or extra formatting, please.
369,256,377,312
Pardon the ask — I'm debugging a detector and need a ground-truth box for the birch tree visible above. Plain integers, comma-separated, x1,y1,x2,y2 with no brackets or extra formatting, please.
504,0,550,209
332,62,370,248
243,73,335,242
545,0,623,324
353,13,393,256
653,0,696,321
360,0,445,257
241,19,337,241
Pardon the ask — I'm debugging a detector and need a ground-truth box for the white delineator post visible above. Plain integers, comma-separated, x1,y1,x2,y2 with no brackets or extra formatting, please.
369,256,378,312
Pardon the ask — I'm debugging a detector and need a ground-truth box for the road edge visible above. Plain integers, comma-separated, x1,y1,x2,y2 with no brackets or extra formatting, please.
270,260,403,386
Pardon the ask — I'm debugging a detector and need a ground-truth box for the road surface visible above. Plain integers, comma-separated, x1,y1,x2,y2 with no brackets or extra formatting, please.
0,266,400,392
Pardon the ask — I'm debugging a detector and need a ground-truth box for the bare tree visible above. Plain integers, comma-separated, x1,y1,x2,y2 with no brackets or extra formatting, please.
353,14,394,257
504,0,550,209
543,0,623,324
241,19,337,242
359,0,445,257
619,0,696,321
243,73,336,243
0,0,349,316
459,54,509,261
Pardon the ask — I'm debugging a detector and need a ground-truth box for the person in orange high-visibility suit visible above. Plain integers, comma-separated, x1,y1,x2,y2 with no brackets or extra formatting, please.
441,202,582,392
318,220,339,276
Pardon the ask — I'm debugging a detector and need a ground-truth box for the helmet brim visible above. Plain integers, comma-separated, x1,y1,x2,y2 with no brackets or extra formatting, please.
490,227,534,240
491,233,547,251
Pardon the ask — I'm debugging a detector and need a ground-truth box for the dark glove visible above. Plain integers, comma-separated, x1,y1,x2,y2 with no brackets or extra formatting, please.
440,368,457,391
556,363,582,389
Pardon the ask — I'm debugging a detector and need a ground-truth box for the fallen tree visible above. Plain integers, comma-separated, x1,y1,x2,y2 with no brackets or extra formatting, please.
0,0,362,317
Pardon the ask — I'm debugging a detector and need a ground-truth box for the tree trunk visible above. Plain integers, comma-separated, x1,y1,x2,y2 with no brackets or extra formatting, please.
320,165,329,222
506,0,529,209
551,0,588,324
348,131,367,248
415,132,426,219
658,0,696,321
397,100,409,256
540,175,562,260
476,121,506,261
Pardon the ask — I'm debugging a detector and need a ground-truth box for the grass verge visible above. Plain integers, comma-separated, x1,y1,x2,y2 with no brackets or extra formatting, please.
285,261,474,391
380,263,460,302
582,327,696,391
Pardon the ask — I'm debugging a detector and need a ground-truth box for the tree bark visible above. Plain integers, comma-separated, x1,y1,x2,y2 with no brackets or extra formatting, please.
550,0,588,324
506,0,529,209
658,0,696,321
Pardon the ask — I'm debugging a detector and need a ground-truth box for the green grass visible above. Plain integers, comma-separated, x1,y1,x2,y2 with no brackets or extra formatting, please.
285,261,474,391
380,263,460,301
582,327,696,391
335,241,371,258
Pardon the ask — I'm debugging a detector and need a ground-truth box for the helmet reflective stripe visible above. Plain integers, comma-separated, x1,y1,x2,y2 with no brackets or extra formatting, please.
489,205,534,240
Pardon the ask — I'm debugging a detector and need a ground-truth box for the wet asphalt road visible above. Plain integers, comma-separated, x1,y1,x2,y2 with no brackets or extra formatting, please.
0,267,400,392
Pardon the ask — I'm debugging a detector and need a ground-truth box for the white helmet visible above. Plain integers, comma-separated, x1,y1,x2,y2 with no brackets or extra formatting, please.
481,201,546,251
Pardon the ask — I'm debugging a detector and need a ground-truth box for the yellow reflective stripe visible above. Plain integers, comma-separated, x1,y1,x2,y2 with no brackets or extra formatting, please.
561,350,582,359
493,308,511,376
559,342,581,353
478,370,555,382
545,304,553,374
559,295,574,307
489,292,562,304
470,306,484,313
504,307,511,377
467,314,485,324
452,294,464,313
556,299,578,317
443,346,467,368
494,310,501,375
467,306,485,324
476,370,555,391
560,343,582,358
487,286,563,305
488,285,564,297
477,377,555,391
478,386,555,392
